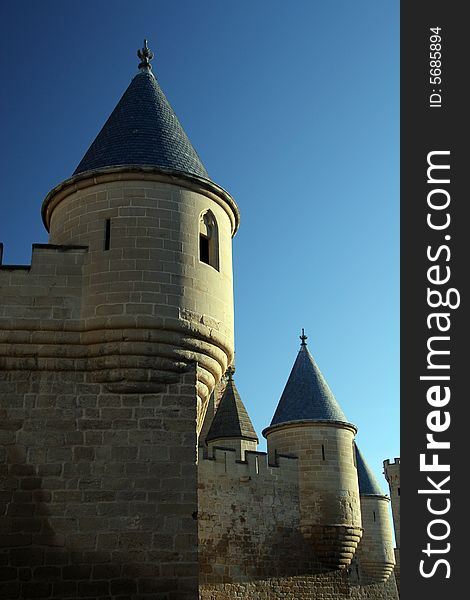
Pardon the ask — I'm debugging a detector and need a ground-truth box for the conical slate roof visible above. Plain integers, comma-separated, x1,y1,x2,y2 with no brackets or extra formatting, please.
206,372,258,442
269,335,349,427
74,45,209,179
355,445,385,496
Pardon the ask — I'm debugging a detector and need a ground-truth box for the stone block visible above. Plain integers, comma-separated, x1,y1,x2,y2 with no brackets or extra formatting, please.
77,581,110,596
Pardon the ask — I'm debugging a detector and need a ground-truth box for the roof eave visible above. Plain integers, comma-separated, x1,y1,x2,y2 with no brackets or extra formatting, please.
262,418,358,439
206,434,259,444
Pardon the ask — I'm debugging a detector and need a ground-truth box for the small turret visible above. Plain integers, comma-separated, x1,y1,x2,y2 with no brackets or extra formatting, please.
263,331,362,570
355,446,395,582
205,367,258,460
384,457,400,591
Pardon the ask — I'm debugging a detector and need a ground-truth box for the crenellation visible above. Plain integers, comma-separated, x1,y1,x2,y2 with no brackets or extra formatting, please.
201,446,298,483
383,458,400,467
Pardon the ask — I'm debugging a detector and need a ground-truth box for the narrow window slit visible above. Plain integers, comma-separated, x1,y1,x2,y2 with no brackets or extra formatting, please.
104,219,111,251
321,444,325,461
200,234,210,265
373,511,376,522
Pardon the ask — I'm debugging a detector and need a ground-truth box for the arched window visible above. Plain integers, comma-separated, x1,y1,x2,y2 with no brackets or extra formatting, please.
199,210,219,270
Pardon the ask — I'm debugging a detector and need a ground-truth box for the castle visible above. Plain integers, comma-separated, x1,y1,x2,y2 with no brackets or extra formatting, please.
0,42,399,600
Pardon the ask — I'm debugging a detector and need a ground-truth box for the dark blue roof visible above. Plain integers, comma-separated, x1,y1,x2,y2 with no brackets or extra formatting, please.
269,344,349,427
74,70,209,179
206,376,258,442
355,445,384,496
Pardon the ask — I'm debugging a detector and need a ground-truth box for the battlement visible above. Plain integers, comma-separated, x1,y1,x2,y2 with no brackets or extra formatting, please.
0,242,88,275
199,445,298,482
0,243,87,338
383,458,400,467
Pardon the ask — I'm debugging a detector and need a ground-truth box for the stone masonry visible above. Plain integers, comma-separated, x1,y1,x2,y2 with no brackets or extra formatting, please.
1,42,399,600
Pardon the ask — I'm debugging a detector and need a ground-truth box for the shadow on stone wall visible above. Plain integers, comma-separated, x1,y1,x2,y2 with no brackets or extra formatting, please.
199,525,397,595
0,445,59,598
1,364,199,600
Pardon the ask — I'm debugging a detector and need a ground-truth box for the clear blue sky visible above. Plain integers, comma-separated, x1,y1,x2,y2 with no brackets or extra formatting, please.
0,1,399,489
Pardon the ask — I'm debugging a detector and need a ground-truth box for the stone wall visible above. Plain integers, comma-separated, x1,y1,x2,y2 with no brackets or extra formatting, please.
198,447,399,600
199,573,399,600
198,447,310,583
0,246,200,600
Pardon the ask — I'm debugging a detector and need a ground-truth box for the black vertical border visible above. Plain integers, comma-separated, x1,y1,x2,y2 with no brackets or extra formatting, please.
401,3,467,598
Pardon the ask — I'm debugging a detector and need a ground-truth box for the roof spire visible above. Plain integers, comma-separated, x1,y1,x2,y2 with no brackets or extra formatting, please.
73,41,209,178
264,336,351,430
300,328,308,347
137,39,154,71
206,368,258,443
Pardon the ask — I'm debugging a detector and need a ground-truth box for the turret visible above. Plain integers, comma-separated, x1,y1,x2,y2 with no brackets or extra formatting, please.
40,41,239,431
355,446,395,582
262,331,362,569
384,457,401,590
205,367,258,460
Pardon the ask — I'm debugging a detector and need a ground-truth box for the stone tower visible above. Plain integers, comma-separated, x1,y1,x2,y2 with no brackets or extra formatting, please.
355,446,395,582
384,457,401,590
41,40,239,432
262,333,362,569
0,41,238,599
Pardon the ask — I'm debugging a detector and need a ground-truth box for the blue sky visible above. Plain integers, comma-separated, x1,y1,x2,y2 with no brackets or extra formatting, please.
0,1,399,488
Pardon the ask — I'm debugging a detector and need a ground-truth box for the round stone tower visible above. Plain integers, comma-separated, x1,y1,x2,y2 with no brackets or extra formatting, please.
263,332,362,570
355,445,395,582
41,41,239,431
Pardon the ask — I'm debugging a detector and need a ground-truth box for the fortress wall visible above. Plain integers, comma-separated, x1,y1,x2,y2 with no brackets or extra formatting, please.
198,447,317,583
0,354,199,599
200,572,399,600
0,244,86,321
0,245,87,376
198,448,399,600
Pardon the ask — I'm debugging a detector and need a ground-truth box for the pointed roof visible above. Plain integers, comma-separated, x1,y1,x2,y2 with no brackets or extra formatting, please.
355,445,385,496
206,369,258,442
73,41,209,179
268,332,350,428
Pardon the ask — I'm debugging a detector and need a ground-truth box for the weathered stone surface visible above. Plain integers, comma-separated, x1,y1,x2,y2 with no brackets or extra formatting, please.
0,50,400,600
198,446,398,599
0,365,199,599
199,573,399,600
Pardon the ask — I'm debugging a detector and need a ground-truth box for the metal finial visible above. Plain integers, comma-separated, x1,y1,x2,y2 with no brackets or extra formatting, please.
226,365,235,381
300,328,308,346
137,39,154,71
